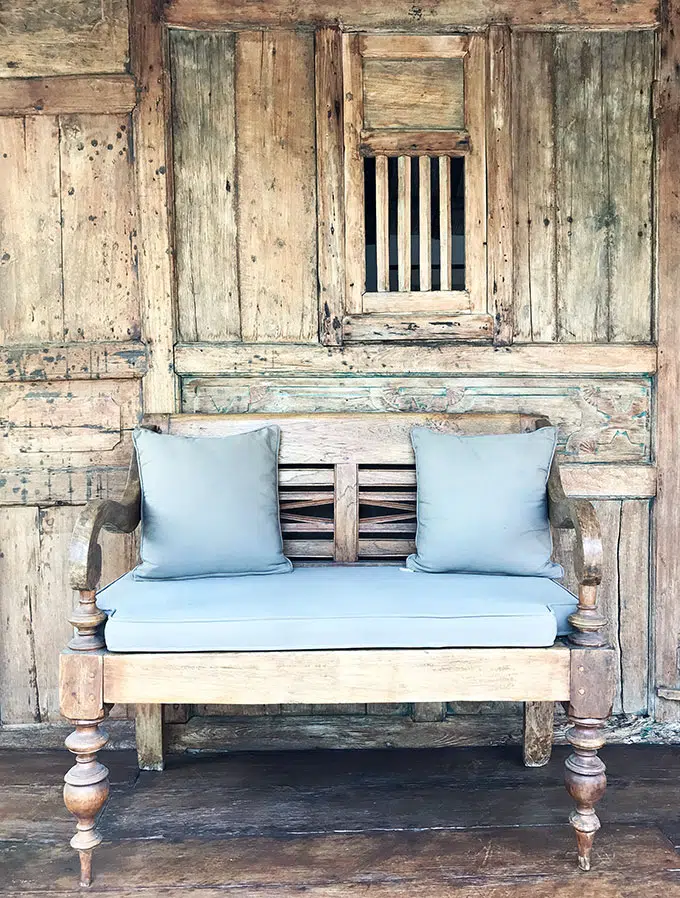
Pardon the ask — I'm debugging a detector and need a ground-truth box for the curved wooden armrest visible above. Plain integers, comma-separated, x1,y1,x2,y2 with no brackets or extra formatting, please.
69,453,141,591
548,457,606,645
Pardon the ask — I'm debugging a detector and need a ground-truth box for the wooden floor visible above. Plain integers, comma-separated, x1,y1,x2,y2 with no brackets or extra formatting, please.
1,744,680,896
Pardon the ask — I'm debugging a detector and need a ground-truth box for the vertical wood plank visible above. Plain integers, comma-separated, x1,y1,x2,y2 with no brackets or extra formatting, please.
60,114,139,342
135,703,164,771
418,156,432,292
555,34,608,343
130,0,176,413
655,0,680,722
236,31,318,342
0,508,40,723
171,30,240,342
512,32,557,342
35,507,78,722
619,500,650,714
236,31,318,343
439,155,452,290
342,33,365,313
316,27,346,346
397,155,411,292
0,116,62,344
465,35,487,311
375,155,390,292
603,31,654,342
487,25,514,345
334,463,358,563
595,500,624,714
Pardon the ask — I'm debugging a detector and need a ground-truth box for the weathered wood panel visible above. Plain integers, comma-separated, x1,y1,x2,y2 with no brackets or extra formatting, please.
0,467,131,508
512,32,556,342
164,0,660,29
181,376,651,463
236,31,318,343
0,507,40,723
176,342,657,377
363,59,464,130
0,341,147,382
0,380,141,469
553,498,650,715
170,30,240,342
0,75,136,116
130,0,177,413
0,0,129,78
0,116,62,344
514,31,654,343
60,114,139,342
654,0,680,722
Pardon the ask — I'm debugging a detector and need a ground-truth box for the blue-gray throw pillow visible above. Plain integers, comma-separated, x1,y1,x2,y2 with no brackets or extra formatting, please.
407,426,563,578
133,426,291,580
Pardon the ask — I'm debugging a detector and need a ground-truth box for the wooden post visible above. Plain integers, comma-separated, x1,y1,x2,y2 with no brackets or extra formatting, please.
523,701,554,767
136,703,165,771
375,155,390,292
130,0,177,413
654,0,680,721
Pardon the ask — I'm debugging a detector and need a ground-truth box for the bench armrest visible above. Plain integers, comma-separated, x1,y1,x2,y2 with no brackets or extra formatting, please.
547,456,606,646
69,453,141,591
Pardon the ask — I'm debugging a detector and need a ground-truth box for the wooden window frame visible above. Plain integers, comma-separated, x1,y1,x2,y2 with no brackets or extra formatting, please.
342,33,489,342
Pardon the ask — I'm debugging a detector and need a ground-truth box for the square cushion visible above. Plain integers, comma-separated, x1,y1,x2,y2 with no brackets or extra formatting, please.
97,566,577,651
133,426,291,580
407,426,563,578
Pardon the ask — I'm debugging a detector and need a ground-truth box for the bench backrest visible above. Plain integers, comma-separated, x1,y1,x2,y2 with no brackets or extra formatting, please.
145,413,545,564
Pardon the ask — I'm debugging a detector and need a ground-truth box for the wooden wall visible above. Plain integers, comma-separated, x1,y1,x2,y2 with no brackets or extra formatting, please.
1,0,679,745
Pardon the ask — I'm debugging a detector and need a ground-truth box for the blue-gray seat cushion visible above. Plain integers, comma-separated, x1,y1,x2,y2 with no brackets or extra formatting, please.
97,566,577,652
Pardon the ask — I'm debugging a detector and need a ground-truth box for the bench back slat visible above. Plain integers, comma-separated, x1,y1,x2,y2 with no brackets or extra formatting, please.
144,412,542,564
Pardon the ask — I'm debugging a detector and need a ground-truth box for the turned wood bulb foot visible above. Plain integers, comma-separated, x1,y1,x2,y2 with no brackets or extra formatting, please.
564,716,607,872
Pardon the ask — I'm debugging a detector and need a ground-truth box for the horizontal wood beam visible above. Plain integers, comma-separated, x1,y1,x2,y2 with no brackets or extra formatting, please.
0,76,137,116
163,0,658,30
0,341,147,381
360,130,470,157
559,464,656,499
175,342,657,377
343,313,493,342
104,648,571,705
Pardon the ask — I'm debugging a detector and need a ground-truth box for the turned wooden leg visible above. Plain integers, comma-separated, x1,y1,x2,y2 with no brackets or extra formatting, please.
564,716,607,872
63,719,110,887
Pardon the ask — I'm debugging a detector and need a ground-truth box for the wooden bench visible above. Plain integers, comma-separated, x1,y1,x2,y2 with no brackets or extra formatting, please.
60,412,615,886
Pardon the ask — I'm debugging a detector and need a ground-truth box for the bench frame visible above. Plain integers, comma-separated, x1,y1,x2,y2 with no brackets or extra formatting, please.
59,412,615,886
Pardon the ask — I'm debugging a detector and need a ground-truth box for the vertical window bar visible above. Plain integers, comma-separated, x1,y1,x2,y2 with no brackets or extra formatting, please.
418,156,432,292
397,155,412,292
439,155,452,290
375,155,390,292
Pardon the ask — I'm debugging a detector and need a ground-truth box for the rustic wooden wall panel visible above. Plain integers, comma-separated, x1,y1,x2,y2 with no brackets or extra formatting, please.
0,116,62,344
235,31,318,343
0,0,129,78
182,376,651,463
513,31,654,343
60,114,140,341
170,30,240,342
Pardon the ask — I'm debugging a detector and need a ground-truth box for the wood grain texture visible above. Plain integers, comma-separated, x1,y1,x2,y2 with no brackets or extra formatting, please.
0,116,62,344
343,313,493,342
316,27,346,346
0,75,136,115
0,341,147,382
523,701,554,767
181,376,651,464
512,32,557,341
164,0,660,29
130,0,176,413
464,36,487,312
397,156,412,291
360,130,470,156
0,507,40,723
135,703,164,771
171,29,240,342
342,33,365,314
236,31,317,342
60,114,139,342
359,35,470,59
104,648,571,705
419,156,432,292
655,0,680,722
0,0,129,78
363,291,471,314
334,463,359,562
363,59,464,130
175,341,657,376
487,25,514,345
438,156,451,291
618,500,650,714
375,155,390,292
